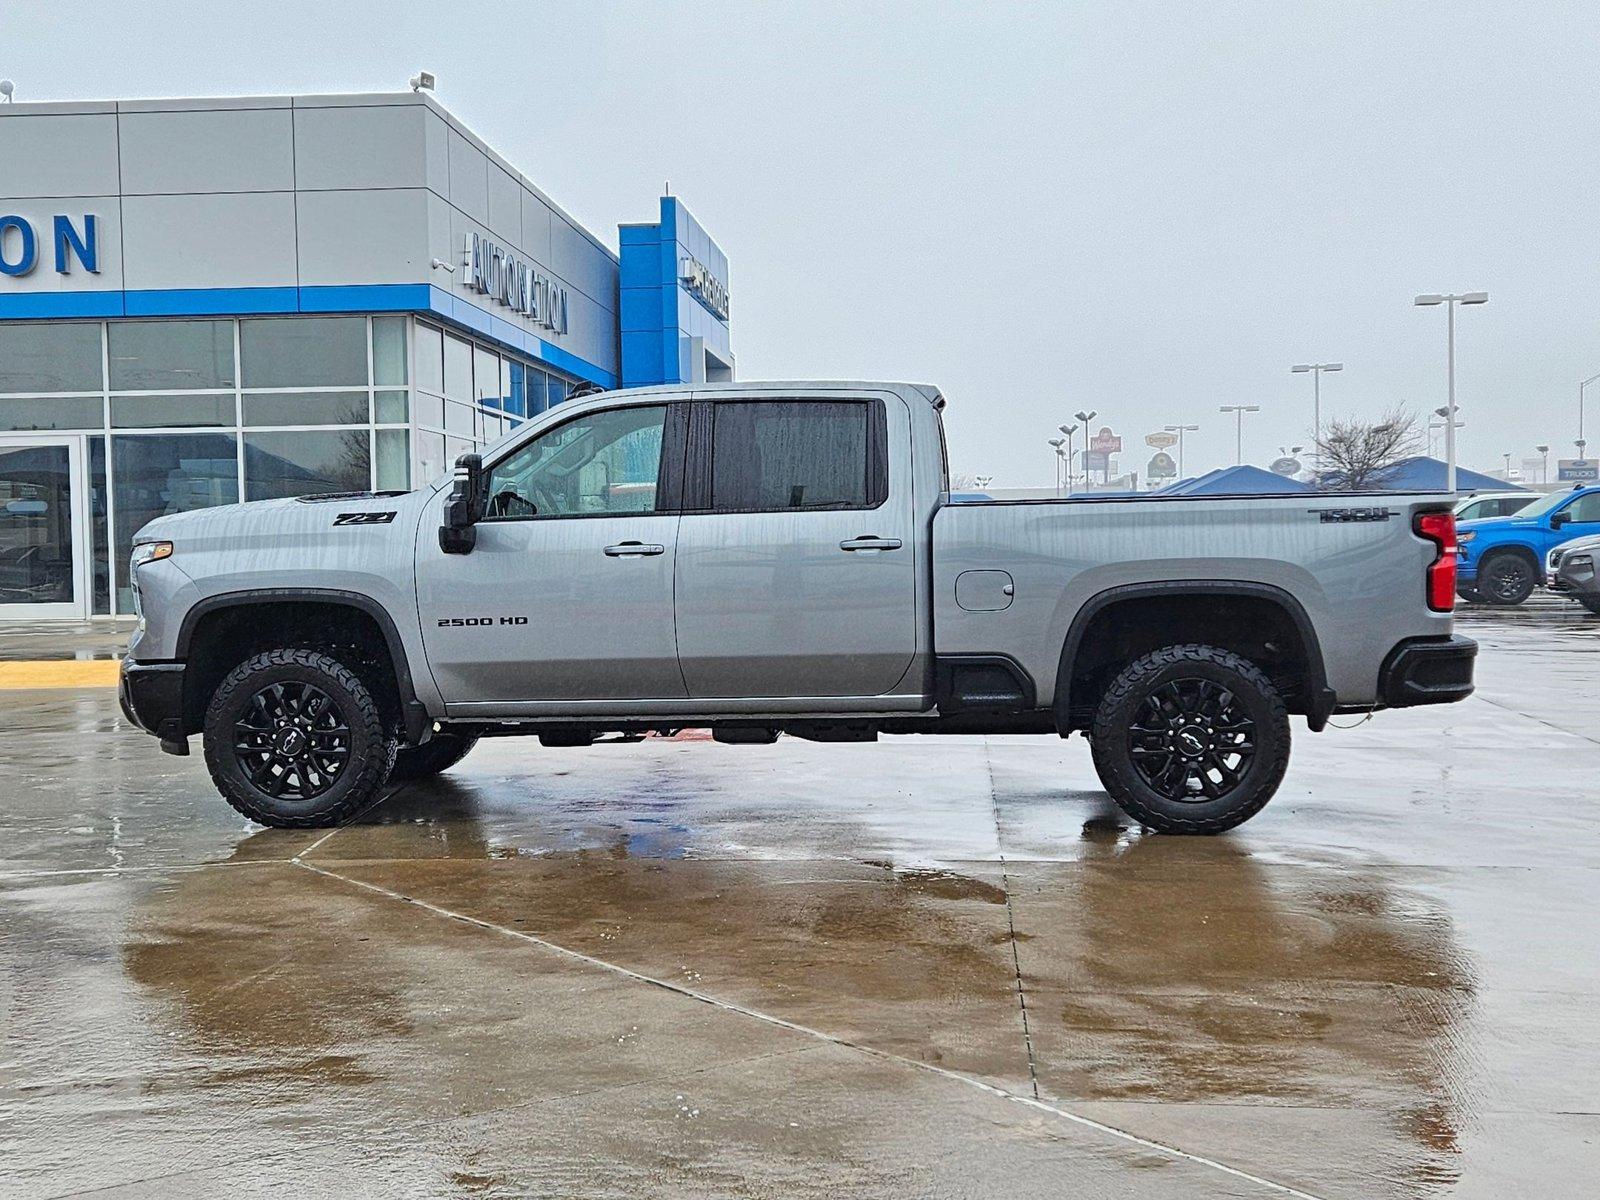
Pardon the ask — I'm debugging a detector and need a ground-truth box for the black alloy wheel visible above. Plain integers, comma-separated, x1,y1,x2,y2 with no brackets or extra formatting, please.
1127,678,1256,802
232,680,352,800
1089,643,1291,834
203,648,395,828
1481,553,1535,605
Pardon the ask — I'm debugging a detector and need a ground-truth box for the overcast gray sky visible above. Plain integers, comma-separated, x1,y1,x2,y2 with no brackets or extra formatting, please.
7,0,1597,483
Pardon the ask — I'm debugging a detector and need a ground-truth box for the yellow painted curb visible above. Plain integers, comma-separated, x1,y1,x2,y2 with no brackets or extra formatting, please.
0,659,122,689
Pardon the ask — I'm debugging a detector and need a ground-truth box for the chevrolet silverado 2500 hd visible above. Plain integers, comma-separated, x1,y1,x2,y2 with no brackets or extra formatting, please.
120,382,1477,834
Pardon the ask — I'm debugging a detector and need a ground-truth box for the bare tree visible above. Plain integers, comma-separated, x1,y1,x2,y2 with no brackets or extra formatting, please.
1314,408,1422,491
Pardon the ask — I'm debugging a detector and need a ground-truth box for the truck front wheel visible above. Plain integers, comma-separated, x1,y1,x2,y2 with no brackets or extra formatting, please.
203,649,396,828
1089,644,1290,834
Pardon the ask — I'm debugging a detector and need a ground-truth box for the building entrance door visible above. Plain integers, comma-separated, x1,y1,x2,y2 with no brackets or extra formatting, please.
0,436,90,620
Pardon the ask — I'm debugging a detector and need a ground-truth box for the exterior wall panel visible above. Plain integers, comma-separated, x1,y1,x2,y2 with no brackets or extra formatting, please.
0,112,119,198
121,192,299,290
119,108,294,195
293,103,432,192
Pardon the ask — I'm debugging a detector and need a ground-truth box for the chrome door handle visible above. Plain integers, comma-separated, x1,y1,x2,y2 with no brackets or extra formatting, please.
604,541,666,557
839,536,903,552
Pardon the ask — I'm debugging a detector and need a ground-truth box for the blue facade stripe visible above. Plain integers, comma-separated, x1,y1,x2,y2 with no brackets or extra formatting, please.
0,291,125,319
124,286,300,316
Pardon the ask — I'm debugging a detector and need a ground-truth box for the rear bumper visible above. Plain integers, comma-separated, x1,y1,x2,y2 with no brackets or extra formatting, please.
119,659,190,753
1379,635,1477,707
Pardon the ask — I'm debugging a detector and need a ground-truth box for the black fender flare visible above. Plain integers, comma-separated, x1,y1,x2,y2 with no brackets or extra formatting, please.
176,588,430,745
1053,580,1334,732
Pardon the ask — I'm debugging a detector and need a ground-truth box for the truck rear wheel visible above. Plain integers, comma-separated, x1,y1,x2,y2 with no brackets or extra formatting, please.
203,649,396,829
389,732,479,782
1089,644,1290,834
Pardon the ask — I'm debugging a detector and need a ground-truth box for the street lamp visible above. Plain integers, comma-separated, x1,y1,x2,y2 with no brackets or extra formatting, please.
1218,404,1260,465
1414,291,1489,493
1502,452,1512,480
1047,437,1066,494
1073,411,1097,489
1057,424,1079,494
1535,444,1550,485
1290,363,1342,469
1579,373,1600,461
1164,423,1200,477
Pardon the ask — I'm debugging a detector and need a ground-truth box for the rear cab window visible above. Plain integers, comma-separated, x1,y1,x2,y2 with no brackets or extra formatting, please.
692,399,887,514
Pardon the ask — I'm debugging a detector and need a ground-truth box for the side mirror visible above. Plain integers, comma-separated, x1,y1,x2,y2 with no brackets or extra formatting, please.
1551,510,1571,530
439,453,486,554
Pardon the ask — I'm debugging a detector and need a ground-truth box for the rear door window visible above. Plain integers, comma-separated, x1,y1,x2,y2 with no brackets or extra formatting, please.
705,400,885,513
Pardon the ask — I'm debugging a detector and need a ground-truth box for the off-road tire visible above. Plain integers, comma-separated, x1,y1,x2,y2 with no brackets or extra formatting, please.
1580,595,1600,616
203,648,395,829
1479,551,1536,606
389,732,480,783
1089,643,1291,835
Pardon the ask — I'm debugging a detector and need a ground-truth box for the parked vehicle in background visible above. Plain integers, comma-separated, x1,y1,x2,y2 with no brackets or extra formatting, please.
1548,533,1600,615
119,381,1476,836
1454,491,1538,523
1457,484,1600,605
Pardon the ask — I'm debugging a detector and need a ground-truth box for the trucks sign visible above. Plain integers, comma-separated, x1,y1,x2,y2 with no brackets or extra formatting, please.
1558,459,1598,482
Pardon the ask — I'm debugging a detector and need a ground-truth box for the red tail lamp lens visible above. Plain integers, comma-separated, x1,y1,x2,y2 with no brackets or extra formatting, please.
1416,511,1457,612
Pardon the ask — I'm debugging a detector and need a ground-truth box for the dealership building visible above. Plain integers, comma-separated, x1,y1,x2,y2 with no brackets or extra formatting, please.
0,90,734,619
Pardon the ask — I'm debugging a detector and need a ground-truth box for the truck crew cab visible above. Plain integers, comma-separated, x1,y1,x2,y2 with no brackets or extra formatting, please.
121,382,1477,834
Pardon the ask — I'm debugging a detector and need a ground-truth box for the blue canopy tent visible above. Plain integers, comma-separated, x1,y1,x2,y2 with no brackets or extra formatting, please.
1154,465,1314,496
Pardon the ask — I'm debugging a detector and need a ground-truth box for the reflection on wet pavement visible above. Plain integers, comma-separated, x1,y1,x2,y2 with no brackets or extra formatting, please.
2,614,1597,1197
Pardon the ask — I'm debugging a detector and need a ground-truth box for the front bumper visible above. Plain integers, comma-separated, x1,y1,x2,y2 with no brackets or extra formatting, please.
118,659,190,754
1379,636,1477,707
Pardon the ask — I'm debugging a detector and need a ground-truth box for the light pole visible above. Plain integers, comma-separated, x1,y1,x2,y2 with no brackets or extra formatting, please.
1218,405,1260,465
1058,424,1079,494
1290,363,1342,470
1164,423,1199,477
1579,373,1600,461
1074,410,1097,489
1414,291,1489,493
1047,437,1065,494
1502,452,1512,480
1535,444,1550,485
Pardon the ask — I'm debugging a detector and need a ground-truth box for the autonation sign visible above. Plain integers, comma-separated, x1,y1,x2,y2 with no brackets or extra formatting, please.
679,253,729,321
463,232,568,336
0,213,100,276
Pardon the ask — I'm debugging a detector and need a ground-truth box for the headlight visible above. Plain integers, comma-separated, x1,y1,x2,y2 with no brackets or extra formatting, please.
130,541,173,570
1458,531,1476,543
1571,554,1594,567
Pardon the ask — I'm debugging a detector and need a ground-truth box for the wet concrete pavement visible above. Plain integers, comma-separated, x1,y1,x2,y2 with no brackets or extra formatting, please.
2,607,1597,1197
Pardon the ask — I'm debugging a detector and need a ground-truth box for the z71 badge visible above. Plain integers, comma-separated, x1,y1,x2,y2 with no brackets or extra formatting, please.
333,511,397,526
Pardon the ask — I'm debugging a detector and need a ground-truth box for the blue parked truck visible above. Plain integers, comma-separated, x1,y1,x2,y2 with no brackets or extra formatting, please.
1457,484,1600,604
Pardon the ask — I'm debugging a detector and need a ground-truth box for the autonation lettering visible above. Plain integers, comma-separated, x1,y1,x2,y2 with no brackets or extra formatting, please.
0,214,99,277
464,232,568,336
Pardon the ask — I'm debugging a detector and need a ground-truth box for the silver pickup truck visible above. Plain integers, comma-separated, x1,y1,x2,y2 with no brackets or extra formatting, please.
120,381,1476,834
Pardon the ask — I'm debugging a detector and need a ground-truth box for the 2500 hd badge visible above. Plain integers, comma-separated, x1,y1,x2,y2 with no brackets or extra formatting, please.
437,616,530,627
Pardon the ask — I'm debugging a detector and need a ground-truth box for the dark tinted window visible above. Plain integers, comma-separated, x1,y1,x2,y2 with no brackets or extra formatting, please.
1567,492,1600,522
709,401,879,512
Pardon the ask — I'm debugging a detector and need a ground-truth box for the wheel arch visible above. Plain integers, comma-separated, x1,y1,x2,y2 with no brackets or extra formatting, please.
1054,581,1332,733
176,588,429,744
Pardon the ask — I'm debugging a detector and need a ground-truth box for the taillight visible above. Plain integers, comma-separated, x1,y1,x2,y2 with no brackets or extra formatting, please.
1416,510,1457,612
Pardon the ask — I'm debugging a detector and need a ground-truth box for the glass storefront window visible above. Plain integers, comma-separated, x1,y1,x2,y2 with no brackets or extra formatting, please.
89,436,109,615
504,361,525,417
375,390,408,424
240,316,367,388
474,345,500,408
112,433,239,609
112,394,235,429
0,323,102,393
372,317,408,386
444,401,475,437
443,334,473,401
375,429,410,491
243,391,369,427
416,431,446,485
0,397,104,431
415,391,445,430
108,320,234,391
244,430,371,501
414,322,444,394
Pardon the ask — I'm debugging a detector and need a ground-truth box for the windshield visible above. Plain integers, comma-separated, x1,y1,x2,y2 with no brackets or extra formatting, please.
1510,489,1579,521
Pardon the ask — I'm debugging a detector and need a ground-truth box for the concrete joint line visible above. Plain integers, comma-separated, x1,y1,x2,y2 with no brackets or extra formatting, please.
294,857,1330,1200
983,738,1041,1100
